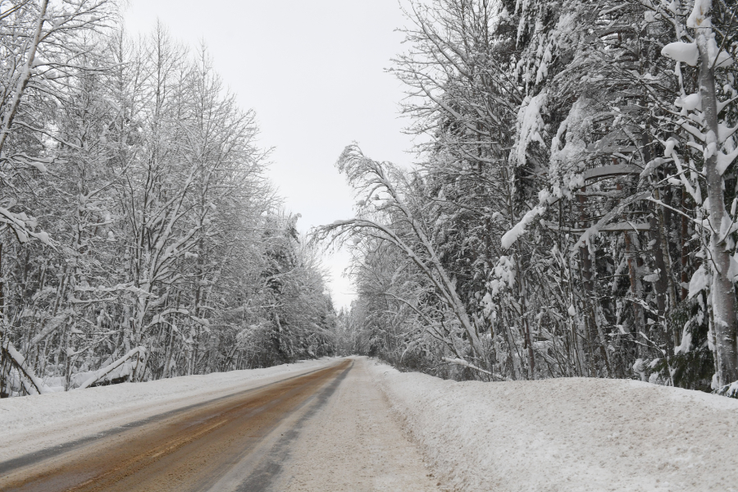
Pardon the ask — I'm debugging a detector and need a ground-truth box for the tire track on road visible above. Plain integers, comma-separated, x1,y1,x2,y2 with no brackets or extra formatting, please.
0,359,351,492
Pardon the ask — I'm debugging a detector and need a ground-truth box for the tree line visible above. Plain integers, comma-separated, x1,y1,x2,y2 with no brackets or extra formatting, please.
0,1,336,397
327,0,738,395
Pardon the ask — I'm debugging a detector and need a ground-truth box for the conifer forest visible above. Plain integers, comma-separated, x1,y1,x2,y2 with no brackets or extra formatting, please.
2,0,738,399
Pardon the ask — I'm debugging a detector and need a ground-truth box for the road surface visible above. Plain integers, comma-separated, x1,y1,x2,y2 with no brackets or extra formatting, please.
0,358,438,492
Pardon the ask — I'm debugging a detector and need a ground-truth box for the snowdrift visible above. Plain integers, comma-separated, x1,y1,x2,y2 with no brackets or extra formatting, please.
368,359,738,492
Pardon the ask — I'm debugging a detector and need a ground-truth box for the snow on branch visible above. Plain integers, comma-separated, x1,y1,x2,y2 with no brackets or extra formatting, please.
29,315,66,345
541,221,650,233
1,340,50,395
0,207,52,247
716,380,738,398
716,148,738,176
661,42,699,66
144,308,191,332
442,357,495,377
512,91,547,166
688,265,710,299
661,35,732,69
687,0,712,28
584,165,641,181
78,347,146,390
501,206,545,249
571,192,650,253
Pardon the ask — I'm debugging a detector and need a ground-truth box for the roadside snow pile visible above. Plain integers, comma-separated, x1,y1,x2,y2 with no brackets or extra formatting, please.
368,360,738,492
0,358,334,462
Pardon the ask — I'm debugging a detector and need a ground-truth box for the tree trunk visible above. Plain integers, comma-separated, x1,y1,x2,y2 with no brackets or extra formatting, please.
681,189,689,301
696,27,738,387
625,230,645,358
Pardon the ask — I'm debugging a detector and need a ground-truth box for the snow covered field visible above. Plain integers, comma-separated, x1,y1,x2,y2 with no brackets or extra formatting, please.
367,359,738,492
2,357,737,492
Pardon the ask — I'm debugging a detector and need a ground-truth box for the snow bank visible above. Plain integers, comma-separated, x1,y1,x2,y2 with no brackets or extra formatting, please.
368,360,738,492
0,358,336,462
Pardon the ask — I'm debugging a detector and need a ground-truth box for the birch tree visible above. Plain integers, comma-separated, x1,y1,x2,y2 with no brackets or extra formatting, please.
660,0,738,389
316,145,484,368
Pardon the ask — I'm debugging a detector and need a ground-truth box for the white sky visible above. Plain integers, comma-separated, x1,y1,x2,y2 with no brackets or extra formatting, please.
122,0,418,310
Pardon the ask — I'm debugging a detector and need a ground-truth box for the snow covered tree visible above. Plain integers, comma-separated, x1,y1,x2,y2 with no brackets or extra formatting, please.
1,0,117,395
660,0,738,390
1,11,336,396
317,145,489,374
341,0,737,391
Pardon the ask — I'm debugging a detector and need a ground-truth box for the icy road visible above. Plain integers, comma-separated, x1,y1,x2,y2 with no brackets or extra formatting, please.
0,358,437,491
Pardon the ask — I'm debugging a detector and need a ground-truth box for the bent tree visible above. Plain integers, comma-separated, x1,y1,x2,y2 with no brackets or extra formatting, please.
315,145,484,367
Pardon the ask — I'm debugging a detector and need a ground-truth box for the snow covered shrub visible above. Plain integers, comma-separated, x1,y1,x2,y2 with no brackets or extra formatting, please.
649,297,714,392
715,380,738,398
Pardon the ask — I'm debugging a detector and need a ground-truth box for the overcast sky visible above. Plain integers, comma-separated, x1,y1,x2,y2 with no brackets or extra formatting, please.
123,0,418,309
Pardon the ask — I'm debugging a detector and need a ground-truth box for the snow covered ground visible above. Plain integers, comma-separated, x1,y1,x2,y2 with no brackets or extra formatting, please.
367,359,738,492
2,357,737,491
271,357,438,491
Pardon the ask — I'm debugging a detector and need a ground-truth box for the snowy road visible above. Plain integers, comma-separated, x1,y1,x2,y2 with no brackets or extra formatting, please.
0,359,437,492
4,357,736,491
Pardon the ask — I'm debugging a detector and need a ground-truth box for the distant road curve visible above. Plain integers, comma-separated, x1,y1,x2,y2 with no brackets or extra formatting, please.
0,359,352,492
